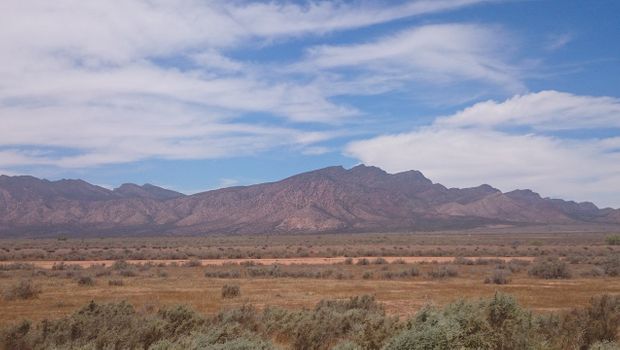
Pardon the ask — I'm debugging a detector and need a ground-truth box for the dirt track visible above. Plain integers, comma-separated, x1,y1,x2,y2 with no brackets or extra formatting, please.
4,256,535,269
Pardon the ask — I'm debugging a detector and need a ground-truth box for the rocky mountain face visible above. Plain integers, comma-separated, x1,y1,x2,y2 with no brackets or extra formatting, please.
0,166,618,237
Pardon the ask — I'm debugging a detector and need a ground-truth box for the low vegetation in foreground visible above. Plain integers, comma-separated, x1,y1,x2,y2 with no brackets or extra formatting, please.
2,293,619,350
0,293,620,350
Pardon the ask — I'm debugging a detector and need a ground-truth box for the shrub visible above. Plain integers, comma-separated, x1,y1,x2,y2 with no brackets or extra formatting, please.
528,257,571,279
427,265,458,279
112,259,131,270
343,257,353,265
583,267,605,277
119,268,137,277
222,284,241,298
3,280,40,300
453,257,475,265
590,341,620,350
183,258,202,267
384,293,542,350
506,259,530,273
77,276,95,286
602,254,620,277
108,279,124,286
606,235,620,246
356,258,370,266
484,269,511,285
372,257,388,265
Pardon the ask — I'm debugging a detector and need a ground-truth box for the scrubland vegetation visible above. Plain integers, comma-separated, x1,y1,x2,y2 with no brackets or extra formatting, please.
0,232,619,349
0,232,617,262
2,293,619,350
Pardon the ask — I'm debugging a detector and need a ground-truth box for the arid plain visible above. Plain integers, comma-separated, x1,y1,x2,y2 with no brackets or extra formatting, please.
2,230,619,327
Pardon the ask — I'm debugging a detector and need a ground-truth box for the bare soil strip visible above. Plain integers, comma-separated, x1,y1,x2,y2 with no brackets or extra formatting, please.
3,256,535,269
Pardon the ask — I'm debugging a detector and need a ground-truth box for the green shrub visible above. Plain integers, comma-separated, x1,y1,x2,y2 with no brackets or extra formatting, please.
372,258,387,265
183,258,202,267
528,257,571,279
484,269,511,285
77,276,95,286
222,284,241,298
589,341,620,350
427,265,458,279
606,235,620,246
384,293,542,350
356,258,370,266
602,254,620,277
2,280,40,300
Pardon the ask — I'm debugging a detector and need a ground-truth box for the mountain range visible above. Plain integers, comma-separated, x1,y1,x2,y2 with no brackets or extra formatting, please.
0,165,618,237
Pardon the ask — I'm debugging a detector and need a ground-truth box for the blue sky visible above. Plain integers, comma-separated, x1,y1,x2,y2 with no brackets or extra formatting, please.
1,0,619,207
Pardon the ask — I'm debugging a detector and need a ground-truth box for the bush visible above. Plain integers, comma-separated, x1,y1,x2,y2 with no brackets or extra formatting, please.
183,258,202,267
606,235,620,246
372,258,388,265
77,276,95,286
506,259,530,273
3,280,40,300
602,254,620,277
453,257,475,265
427,265,458,279
112,259,131,270
484,269,511,285
384,293,542,350
356,258,370,266
222,284,241,298
108,279,124,286
528,257,571,279
590,341,620,350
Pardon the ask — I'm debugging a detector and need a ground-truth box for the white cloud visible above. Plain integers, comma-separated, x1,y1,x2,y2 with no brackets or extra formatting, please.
297,23,525,93
229,0,490,38
301,146,331,155
218,178,240,188
0,1,489,66
346,91,620,208
437,90,620,130
545,33,572,51
0,0,521,171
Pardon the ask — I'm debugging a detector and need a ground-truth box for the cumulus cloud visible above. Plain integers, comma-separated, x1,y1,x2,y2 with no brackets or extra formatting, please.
346,91,620,208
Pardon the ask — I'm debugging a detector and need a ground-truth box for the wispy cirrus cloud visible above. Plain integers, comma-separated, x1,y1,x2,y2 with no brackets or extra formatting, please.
346,91,620,207
295,23,526,94
0,1,499,170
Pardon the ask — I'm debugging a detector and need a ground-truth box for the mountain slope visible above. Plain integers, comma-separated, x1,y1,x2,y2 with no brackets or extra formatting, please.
0,166,618,236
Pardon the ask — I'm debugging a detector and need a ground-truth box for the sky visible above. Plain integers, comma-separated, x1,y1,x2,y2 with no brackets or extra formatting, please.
1,0,619,207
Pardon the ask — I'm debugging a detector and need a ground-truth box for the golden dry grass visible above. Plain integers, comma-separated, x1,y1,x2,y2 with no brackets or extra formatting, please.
1,264,619,327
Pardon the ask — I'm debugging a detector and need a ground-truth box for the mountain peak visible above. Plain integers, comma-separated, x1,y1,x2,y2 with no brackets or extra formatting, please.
114,183,184,200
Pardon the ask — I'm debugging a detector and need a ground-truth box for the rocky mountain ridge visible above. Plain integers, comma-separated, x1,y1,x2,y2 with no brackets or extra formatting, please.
0,166,617,237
